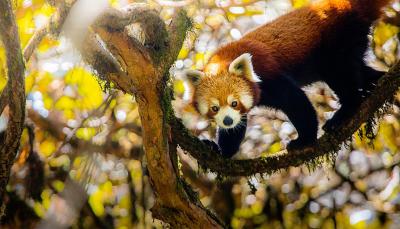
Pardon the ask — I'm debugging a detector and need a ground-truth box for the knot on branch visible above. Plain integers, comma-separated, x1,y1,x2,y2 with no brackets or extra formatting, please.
84,4,190,94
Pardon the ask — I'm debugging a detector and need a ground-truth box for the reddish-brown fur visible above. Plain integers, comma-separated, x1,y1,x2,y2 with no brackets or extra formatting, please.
194,73,255,118
205,0,389,79
190,0,391,157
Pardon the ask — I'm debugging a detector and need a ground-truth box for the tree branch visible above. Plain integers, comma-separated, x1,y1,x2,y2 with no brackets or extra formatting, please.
23,0,78,62
0,0,26,217
1,0,77,115
171,62,400,176
80,5,224,227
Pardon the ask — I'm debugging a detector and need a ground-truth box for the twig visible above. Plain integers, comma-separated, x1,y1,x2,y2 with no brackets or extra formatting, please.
24,0,78,62
2,0,77,114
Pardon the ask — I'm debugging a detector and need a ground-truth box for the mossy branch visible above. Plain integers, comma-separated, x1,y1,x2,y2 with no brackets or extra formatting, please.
81,5,224,227
171,62,400,177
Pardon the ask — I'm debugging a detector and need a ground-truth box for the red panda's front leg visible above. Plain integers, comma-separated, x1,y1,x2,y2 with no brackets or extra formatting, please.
217,118,247,158
259,75,318,149
201,119,247,158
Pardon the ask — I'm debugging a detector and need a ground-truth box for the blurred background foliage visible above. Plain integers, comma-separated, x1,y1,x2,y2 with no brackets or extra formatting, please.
1,0,400,228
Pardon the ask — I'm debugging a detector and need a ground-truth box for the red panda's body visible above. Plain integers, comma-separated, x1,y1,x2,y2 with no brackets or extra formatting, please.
186,0,391,157
206,0,388,81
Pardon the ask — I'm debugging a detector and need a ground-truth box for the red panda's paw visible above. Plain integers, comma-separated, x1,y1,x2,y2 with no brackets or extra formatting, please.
201,139,221,153
322,118,342,133
287,138,316,151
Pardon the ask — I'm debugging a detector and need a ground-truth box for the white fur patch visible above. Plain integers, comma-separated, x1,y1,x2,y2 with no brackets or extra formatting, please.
227,95,235,104
228,53,261,83
183,69,204,85
239,92,254,109
214,106,242,129
210,98,219,106
207,63,220,75
182,81,192,101
197,99,208,115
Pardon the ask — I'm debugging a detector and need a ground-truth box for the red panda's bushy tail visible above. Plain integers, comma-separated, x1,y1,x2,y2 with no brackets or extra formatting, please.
351,0,391,21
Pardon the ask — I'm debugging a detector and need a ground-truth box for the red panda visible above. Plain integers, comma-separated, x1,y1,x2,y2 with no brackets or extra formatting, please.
184,0,391,157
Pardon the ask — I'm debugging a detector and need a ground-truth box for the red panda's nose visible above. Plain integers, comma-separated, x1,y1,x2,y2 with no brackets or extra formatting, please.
223,116,233,126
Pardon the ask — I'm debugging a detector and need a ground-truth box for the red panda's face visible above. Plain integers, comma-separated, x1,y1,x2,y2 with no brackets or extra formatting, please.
184,53,260,129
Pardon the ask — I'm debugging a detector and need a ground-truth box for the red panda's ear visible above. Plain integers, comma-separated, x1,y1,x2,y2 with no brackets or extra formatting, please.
229,53,261,83
183,69,204,86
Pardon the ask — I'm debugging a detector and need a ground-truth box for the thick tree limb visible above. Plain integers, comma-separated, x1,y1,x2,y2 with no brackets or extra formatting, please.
83,6,224,227
171,62,400,176
0,0,26,216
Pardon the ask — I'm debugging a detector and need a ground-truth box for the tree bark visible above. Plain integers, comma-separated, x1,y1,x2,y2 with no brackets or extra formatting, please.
81,5,224,227
0,0,26,216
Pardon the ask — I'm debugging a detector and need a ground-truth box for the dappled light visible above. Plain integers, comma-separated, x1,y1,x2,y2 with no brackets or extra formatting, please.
1,0,400,228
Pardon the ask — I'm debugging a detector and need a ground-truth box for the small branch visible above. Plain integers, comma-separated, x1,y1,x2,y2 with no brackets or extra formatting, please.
0,0,26,217
171,62,400,177
0,0,78,115
24,0,77,62
160,9,192,72
23,27,48,62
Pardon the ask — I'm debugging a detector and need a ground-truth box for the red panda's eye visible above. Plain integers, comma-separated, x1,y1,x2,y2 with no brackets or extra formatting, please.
211,106,219,112
231,101,238,107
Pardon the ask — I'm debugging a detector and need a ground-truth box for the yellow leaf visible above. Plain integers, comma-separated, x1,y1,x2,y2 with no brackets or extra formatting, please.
37,37,59,53
43,94,54,109
51,180,65,192
178,47,189,59
17,10,35,48
49,155,70,168
0,46,7,93
173,80,185,95
25,71,37,93
65,67,104,110
39,139,56,157
36,72,53,93
269,141,283,154
374,22,400,47
292,0,309,8
76,127,96,140
89,189,105,216
55,96,76,110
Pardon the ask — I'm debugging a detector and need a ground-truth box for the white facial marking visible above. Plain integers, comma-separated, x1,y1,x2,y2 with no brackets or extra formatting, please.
183,69,204,85
228,53,262,83
214,106,242,129
210,98,219,106
182,81,192,101
197,99,208,115
239,92,254,109
207,63,220,75
227,95,235,104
